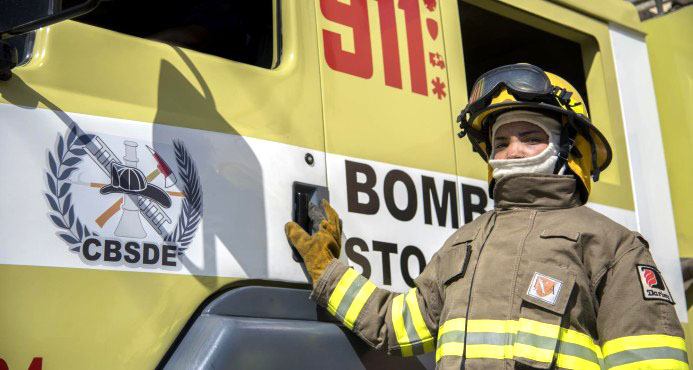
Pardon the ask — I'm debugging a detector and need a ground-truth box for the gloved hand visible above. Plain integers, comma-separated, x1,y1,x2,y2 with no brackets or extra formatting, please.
285,199,342,286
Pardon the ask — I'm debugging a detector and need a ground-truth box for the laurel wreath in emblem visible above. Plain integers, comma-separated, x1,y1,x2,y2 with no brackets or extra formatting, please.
45,127,203,254
44,126,96,252
165,140,203,255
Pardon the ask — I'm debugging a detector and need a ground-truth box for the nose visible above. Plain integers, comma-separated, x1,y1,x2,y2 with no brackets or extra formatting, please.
505,141,526,159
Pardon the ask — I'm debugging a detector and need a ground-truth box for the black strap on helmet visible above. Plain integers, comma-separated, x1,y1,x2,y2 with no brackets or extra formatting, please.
563,119,601,181
458,111,491,159
457,112,470,139
552,96,601,182
552,86,574,107
586,131,601,181
553,112,577,174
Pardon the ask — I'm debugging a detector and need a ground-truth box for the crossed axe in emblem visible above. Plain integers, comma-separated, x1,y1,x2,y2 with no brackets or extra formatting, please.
72,136,183,235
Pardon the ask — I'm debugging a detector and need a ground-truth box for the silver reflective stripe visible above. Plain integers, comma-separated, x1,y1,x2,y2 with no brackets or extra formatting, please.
401,301,424,354
516,331,558,350
334,274,367,321
438,330,465,345
435,323,602,368
467,332,515,346
605,347,688,367
557,341,602,365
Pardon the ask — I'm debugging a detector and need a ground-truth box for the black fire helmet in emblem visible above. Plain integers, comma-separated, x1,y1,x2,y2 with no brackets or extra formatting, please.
100,162,172,208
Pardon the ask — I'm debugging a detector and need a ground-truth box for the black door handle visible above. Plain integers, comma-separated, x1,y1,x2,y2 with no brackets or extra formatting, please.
291,182,329,262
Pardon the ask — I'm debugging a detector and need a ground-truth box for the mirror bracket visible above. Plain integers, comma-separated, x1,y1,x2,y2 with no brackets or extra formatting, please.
0,40,18,81
1,0,104,40
0,0,104,80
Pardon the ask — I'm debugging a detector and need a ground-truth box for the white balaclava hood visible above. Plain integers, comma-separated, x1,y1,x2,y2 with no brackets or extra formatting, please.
488,110,563,181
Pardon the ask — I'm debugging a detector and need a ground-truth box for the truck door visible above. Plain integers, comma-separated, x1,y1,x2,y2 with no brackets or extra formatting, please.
316,0,464,293
0,1,328,368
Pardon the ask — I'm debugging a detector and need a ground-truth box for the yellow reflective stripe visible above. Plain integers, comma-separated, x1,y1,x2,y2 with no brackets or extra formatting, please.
437,317,465,361
391,293,413,357
515,318,559,363
513,342,554,363
436,342,464,362
609,358,689,370
556,353,603,370
466,344,512,359
467,319,518,334
518,318,560,338
435,318,603,367
603,334,687,356
342,280,376,330
559,327,604,359
404,288,435,353
439,318,466,335
327,268,359,316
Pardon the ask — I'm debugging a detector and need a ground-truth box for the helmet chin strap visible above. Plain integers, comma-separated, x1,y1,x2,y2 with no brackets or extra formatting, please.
553,104,601,182
553,112,576,175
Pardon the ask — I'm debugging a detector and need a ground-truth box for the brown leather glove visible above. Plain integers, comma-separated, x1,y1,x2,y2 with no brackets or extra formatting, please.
285,199,342,286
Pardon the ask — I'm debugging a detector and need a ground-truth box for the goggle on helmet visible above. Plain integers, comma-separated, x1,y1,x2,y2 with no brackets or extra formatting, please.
457,63,613,199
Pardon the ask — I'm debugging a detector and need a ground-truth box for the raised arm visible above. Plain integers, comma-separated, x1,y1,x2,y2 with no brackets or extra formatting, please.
285,200,443,356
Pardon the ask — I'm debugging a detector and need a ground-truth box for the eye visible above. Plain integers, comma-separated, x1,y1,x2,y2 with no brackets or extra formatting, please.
525,136,545,144
494,142,508,150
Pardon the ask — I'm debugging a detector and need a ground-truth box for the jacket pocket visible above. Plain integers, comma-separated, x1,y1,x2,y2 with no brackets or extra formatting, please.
441,227,478,286
539,228,580,242
514,261,576,369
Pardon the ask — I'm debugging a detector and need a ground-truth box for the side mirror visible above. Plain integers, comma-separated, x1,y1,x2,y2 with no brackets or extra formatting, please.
0,0,103,80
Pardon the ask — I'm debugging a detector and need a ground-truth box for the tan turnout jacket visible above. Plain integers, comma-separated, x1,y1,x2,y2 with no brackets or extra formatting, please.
311,175,687,369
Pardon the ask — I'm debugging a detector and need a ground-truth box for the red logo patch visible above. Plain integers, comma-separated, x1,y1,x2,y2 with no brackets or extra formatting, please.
636,265,674,304
643,268,657,287
534,277,555,297
527,272,563,305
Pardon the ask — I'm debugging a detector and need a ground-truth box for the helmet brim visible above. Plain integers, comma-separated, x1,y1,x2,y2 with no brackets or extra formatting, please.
468,102,612,172
100,184,172,208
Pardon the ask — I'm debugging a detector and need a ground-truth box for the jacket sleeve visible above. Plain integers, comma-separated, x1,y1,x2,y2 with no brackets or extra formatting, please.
309,250,446,357
596,238,688,369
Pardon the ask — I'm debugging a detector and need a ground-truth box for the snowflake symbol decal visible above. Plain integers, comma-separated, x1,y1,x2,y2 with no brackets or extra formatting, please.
423,0,437,12
432,77,446,99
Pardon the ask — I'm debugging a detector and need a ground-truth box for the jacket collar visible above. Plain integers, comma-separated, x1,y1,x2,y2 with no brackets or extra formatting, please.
493,174,583,210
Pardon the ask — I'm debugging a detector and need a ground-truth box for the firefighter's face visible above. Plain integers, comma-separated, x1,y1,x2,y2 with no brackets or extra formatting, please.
492,122,549,160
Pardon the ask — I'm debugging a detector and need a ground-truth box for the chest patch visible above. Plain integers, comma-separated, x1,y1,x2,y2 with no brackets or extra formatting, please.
636,264,675,304
527,272,563,305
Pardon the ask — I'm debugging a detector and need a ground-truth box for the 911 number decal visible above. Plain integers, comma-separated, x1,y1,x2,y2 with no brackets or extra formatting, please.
320,0,445,98
320,0,373,79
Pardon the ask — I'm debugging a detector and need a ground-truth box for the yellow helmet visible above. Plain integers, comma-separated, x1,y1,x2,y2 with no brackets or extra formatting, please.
457,63,612,200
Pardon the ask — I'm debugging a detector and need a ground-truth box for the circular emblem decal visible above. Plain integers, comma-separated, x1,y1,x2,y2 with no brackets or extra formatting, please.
44,126,202,267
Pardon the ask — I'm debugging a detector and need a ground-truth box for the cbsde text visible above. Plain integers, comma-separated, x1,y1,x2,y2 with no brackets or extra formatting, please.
80,238,179,267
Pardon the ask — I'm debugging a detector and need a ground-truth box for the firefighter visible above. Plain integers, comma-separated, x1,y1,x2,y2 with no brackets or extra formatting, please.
285,63,687,369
